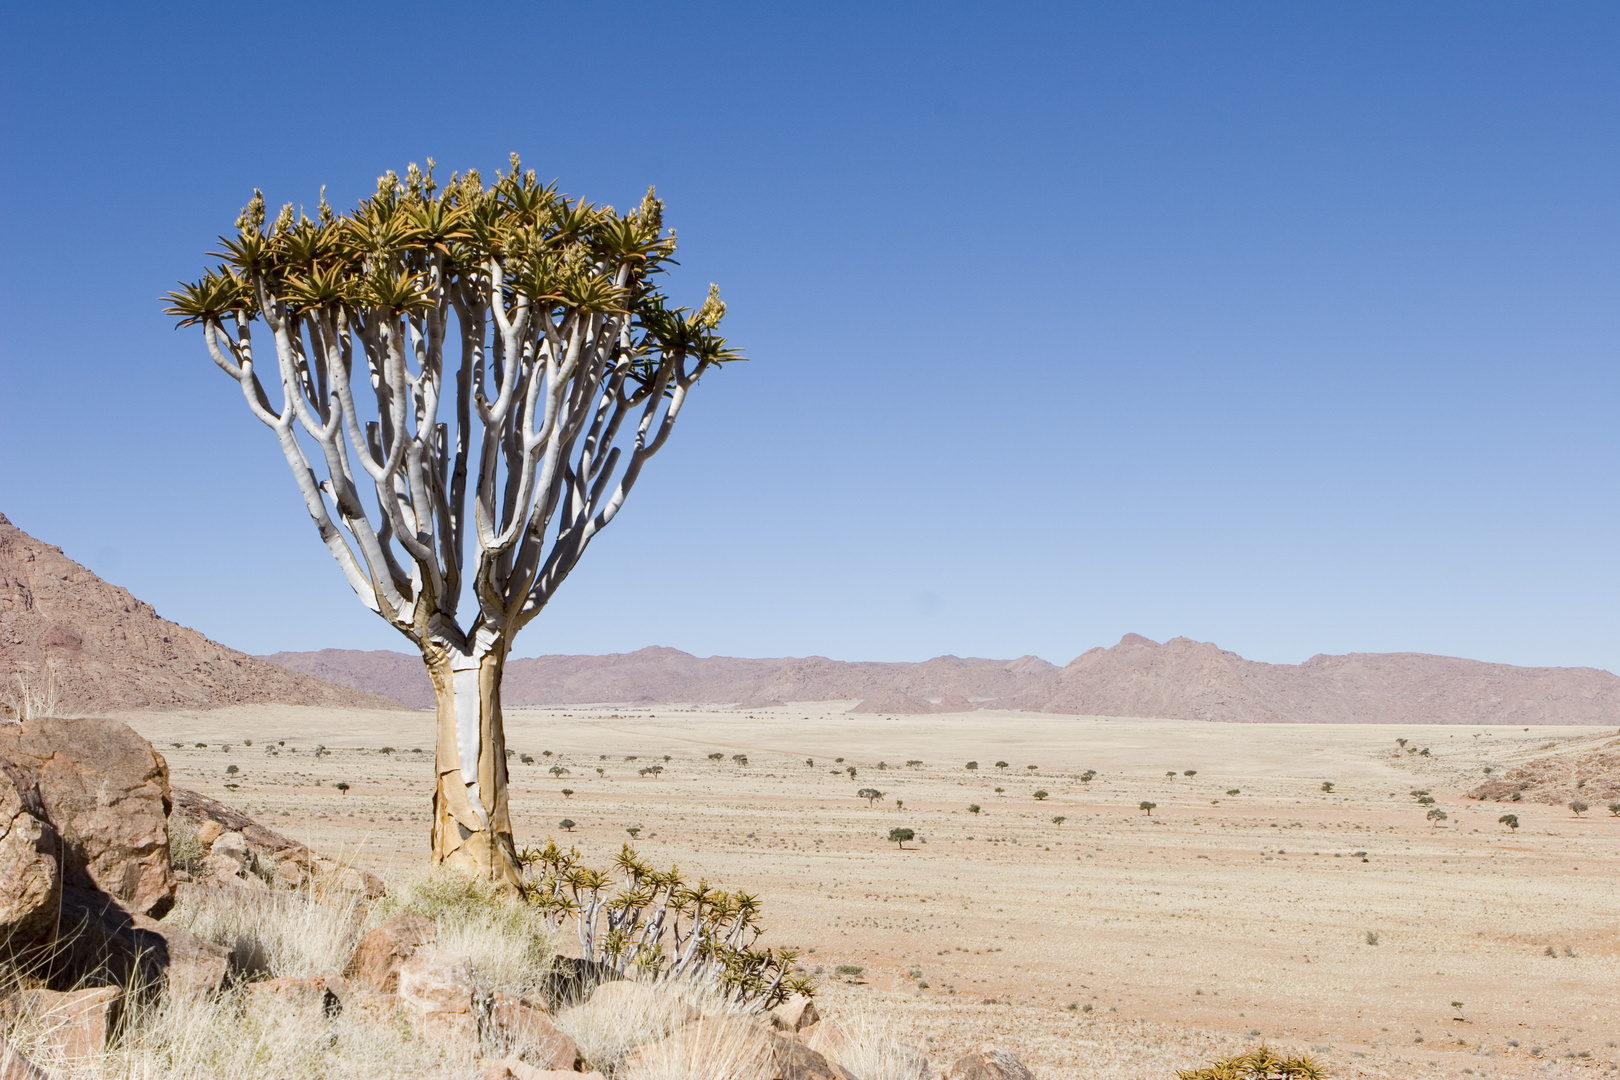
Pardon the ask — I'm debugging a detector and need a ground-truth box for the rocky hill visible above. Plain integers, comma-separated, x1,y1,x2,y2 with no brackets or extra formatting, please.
0,513,395,714
264,634,1620,724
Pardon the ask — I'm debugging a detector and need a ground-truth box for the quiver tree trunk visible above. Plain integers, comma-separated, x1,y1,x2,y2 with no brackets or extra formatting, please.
426,643,519,885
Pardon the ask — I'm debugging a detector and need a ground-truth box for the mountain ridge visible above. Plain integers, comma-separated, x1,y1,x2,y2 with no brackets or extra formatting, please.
0,512,397,713
262,636,1620,725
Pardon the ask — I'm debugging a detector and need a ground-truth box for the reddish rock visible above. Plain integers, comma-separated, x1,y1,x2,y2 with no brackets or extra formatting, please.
131,914,229,1000
0,714,174,917
487,991,575,1069
0,986,122,1060
245,975,345,1021
770,994,820,1032
398,949,479,1042
0,1034,49,1080
0,759,60,954
349,912,436,992
479,1058,604,1080
950,1045,1035,1080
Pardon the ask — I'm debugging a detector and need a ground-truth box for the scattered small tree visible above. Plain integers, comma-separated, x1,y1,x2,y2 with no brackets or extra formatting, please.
889,827,915,849
1499,813,1519,831
1417,796,1436,807
1032,790,1049,801
336,781,350,795
1183,770,1196,777
646,764,664,779
708,752,724,761
519,753,534,765
1139,801,1156,815
857,787,885,806
1026,764,1038,772
1321,781,1334,792
995,761,1008,770
560,818,576,832
846,766,856,778
733,754,749,767
1569,800,1589,816
966,761,979,771
805,758,815,768
1226,789,1241,796
994,786,1005,796
561,788,574,799
894,799,903,811
1608,803,1620,817
968,804,981,815
550,765,569,777
1166,771,1176,778
1052,815,1066,825
1427,808,1448,826
1080,770,1096,783
906,760,922,767
626,825,641,839
225,764,239,775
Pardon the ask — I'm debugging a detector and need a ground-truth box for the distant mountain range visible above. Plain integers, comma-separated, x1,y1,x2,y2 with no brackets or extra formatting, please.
0,513,393,713
262,634,1620,725
8,507,1615,725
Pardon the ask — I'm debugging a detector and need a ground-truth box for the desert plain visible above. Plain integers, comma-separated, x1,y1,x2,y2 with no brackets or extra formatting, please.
110,703,1618,1080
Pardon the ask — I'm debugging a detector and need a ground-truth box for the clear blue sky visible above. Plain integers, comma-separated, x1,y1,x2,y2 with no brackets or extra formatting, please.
3,3,1617,670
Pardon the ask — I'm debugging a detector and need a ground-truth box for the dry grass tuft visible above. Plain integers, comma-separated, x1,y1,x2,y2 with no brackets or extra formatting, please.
369,869,556,997
170,885,365,981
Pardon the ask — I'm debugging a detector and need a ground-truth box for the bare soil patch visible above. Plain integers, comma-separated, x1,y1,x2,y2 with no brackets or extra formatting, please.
118,705,1620,1080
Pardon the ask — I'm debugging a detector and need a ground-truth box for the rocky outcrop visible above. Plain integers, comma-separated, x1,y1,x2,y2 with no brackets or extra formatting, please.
0,511,397,714
169,786,385,898
0,714,229,999
0,759,59,954
1466,729,1620,804
950,1045,1036,1080
349,913,436,993
0,987,122,1061
398,949,481,1042
0,714,174,917
0,1035,48,1080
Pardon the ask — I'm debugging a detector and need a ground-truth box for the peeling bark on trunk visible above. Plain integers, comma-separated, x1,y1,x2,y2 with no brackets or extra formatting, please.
426,646,519,885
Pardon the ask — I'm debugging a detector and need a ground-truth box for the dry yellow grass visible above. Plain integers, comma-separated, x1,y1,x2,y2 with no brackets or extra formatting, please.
118,704,1620,1079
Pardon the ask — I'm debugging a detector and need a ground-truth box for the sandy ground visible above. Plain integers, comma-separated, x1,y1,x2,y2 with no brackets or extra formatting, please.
115,704,1620,1080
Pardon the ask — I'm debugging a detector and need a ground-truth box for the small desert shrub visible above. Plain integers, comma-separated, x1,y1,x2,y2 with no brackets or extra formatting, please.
1139,801,1156,815
1176,1046,1327,1079
813,1009,933,1080
614,1015,776,1080
1032,790,1048,801
1569,800,1589,816
371,869,557,997
168,818,209,875
1499,814,1519,830
7,979,448,1080
888,827,915,848
834,964,864,977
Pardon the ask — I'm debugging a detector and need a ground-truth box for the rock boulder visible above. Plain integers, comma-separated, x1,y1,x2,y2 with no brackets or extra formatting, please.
0,714,174,917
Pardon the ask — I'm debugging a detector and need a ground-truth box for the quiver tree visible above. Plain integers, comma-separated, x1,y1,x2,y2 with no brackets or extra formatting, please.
165,159,741,884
